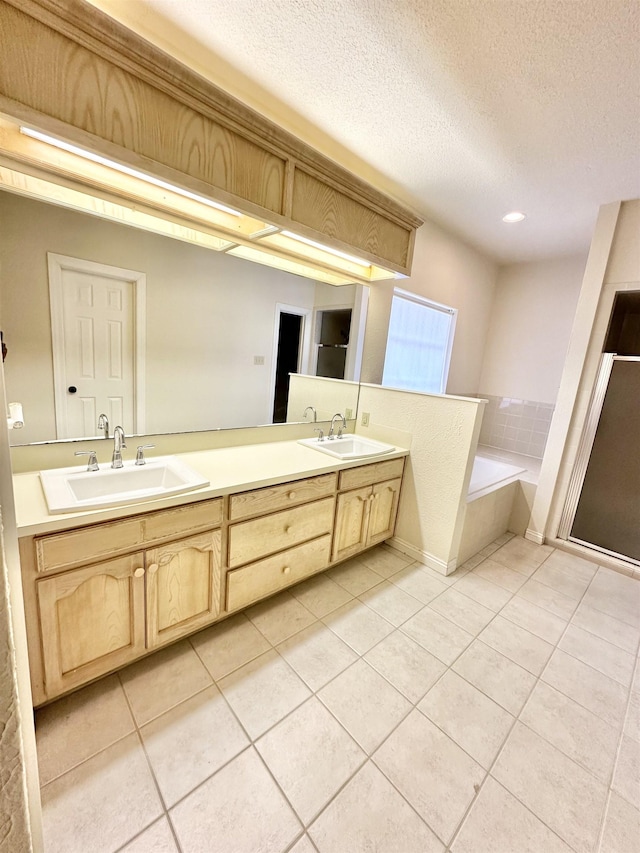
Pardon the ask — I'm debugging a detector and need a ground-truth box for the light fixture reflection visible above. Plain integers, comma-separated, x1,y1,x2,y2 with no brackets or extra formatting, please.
502,211,526,223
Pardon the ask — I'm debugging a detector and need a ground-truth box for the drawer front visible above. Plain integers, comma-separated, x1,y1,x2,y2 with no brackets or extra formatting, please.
142,498,223,542
226,534,332,612
339,457,405,491
36,518,144,573
228,496,335,568
230,473,336,520
35,498,223,573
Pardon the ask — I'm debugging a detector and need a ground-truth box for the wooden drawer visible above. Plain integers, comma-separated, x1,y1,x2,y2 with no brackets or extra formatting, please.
228,496,335,568
226,534,332,611
35,498,223,573
230,473,336,520
339,458,405,491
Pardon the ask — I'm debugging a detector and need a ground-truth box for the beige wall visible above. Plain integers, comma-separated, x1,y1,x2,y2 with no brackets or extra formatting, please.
479,255,586,404
360,219,497,395
0,191,336,443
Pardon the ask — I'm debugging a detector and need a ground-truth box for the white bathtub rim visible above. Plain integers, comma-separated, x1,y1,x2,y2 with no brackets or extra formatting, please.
467,454,526,502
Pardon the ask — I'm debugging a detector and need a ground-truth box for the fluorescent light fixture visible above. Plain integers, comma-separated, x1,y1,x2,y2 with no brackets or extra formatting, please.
281,229,371,266
502,211,526,223
20,126,242,217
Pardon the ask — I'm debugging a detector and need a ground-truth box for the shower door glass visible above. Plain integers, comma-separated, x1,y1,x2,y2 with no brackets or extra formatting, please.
570,357,640,563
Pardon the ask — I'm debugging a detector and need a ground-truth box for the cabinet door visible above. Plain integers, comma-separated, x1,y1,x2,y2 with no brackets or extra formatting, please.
367,478,402,546
146,530,222,648
37,552,146,698
331,486,372,562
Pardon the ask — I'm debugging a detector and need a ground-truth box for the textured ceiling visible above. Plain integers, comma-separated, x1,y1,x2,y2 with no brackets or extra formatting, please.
88,0,639,263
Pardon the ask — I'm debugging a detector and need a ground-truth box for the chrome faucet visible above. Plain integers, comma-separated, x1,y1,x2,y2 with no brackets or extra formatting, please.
111,425,126,468
303,405,317,422
328,413,347,440
97,413,109,439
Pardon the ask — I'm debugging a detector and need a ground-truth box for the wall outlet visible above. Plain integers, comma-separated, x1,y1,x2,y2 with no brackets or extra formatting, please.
253,355,265,365
345,408,353,419
361,412,370,427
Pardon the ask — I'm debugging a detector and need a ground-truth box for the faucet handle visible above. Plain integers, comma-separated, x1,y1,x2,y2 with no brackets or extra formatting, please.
313,428,324,443
135,444,155,465
75,450,99,471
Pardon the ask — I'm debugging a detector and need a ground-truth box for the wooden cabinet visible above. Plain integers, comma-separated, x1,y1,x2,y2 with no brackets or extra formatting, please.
37,552,146,697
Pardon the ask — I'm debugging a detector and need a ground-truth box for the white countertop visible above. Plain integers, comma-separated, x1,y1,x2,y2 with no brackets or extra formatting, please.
13,439,409,537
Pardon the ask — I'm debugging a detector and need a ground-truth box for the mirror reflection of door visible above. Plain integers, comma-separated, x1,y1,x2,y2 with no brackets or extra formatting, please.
48,254,146,439
316,309,352,379
272,311,303,423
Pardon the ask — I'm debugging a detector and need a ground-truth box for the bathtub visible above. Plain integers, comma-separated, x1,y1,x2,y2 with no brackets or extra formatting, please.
458,453,529,565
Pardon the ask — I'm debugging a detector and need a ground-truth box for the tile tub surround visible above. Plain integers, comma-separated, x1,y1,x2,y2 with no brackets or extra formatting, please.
479,394,555,459
35,539,640,853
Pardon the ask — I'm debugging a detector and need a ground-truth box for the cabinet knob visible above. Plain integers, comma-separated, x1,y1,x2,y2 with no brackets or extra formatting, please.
148,563,159,575
282,566,291,575
288,491,296,499
133,567,145,578
284,525,291,534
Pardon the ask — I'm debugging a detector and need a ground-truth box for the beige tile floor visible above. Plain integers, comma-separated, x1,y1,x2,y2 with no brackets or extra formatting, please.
36,536,640,853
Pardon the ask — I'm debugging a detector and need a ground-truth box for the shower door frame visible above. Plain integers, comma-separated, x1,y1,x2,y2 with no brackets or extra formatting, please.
558,352,640,567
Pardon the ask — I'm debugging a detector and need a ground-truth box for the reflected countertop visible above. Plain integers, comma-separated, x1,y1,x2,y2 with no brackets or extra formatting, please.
13,438,409,537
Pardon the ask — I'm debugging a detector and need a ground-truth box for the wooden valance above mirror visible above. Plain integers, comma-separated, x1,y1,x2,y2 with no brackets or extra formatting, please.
0,0,423,282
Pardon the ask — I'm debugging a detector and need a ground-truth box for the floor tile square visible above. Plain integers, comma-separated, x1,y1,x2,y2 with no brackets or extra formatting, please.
364,630,446,703
478,615,553,675
119,818,178,853
582,567,640,628
246,591,316,645
519,681,619,782
450,777,573,853
542,548,599,582
531,562,590,600
327,557,383,595
358,545,413,578
389,563,449,603
120,639,212,726
309,761,443,853
559,625,635,686
499,595,567,644
401,608,474,665
41,732,163,853
599,791,640,853
419,670,514,768
191,613,271,681
542,649,629,726
493,722,608,853
490,537,552,576
323,599,394,654
452,573,513,612
140,684,250,806
612,735,640,808
452,640,536,715
35,674,134,786
218,649,311,739
373,710,484,844
572,603,640,655
289,573,353,617
359,579,423,625
427,587,495,635
518,578,579,620
318,659,412,753
169,747,301,853
276,622,357,691
473,558,527,592
256,697,365,824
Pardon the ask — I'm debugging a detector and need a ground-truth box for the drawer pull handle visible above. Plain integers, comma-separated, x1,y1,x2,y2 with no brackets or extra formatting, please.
133,567,145,578
288,491,296,499
282,566,291,575
148,563,159,575
284,525,291,534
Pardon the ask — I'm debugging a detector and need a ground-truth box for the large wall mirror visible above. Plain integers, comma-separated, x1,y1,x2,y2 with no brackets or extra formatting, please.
0,190,365,446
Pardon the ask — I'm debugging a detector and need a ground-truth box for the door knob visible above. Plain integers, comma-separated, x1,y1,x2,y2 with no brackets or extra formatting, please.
68,385,77,394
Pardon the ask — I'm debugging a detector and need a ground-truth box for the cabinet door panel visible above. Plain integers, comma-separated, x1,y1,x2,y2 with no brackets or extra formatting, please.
146,530,221,648
37,552,145,697
368,478,402,546
332,486,371,562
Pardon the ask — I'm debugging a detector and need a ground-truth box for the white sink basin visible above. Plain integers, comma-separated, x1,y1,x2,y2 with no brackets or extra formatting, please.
298,435,396,460
40,455,210,513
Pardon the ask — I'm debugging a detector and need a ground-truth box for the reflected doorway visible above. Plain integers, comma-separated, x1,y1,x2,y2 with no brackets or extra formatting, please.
271,305,310,423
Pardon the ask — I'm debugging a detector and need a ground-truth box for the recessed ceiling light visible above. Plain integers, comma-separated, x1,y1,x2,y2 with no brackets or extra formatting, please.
502,211,526,223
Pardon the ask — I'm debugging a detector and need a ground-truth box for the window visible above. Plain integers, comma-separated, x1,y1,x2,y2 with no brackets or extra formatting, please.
382,289,456,394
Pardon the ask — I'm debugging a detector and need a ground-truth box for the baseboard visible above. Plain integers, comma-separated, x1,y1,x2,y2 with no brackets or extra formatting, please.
387,536,457,576
525,528,545,545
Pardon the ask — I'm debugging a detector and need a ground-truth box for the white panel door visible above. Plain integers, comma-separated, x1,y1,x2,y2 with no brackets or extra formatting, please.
48,255,145,439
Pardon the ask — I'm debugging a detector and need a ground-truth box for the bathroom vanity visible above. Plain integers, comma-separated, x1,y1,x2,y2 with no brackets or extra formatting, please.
15,441,407,705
